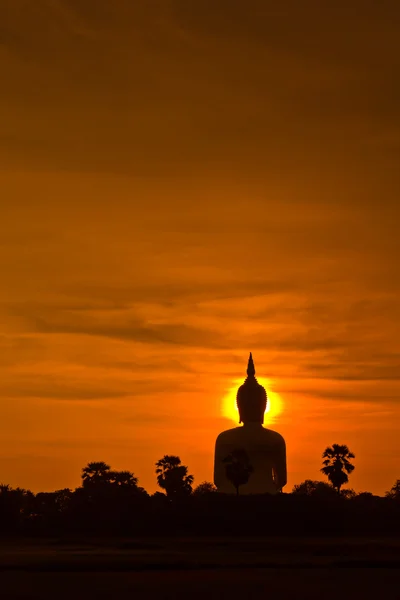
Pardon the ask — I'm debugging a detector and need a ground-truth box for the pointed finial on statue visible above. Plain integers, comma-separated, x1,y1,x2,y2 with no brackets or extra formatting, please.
247,352,256,377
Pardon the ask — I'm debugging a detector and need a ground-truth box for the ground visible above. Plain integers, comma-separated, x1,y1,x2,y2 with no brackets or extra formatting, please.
1,537,400,599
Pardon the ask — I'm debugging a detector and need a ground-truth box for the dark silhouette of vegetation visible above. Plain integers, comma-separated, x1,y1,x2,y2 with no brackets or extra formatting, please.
110,470,139,488
1,449,399,539
155,455,194,499
355,491,375,500
292,480,357,499
292,479,337,498
321,444,355,493
82,461,112,487
385,479,400,500
0,484,34,533
81,462,140,489
340,488,356,499
193,481,217,496
223,448,253,496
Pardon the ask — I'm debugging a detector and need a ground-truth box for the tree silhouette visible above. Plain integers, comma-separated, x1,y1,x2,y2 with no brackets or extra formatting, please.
82,461,111,487
109,470,138,488
0,485,34,532
321,444,355,493
340,488,356,499
193,481,217,496
356,491,374,500
292,479,336,498
4,455,400,538
53,488,73,512
155,455,194,499
385,479,400,500
223,448,253,496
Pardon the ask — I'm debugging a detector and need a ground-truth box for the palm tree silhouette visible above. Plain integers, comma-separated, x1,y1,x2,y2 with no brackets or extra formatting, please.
155,455,194,498
110,470,138,488
321,444,355,494
82,461,111,487
223,448,254,496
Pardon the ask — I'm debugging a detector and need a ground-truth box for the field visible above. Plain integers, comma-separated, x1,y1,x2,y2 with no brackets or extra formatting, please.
2,537,400,599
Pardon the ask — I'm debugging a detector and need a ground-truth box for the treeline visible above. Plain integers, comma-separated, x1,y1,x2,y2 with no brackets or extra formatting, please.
1,454,400,538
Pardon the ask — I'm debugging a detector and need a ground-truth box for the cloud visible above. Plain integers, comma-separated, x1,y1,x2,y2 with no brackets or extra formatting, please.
26,314,227,349
1,378,129,401
301,362,400,383
0,335,45,367
283,387,400,403
4,289,400,388
1,0,399,177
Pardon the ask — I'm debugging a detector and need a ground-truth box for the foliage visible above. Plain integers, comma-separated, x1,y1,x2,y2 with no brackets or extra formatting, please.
1,460,400,539
155,455,194,499
385,479,400,500
321,444,355,493
81,462,139,490
109,470,139,488
193,481,217,496
53,488,73,511
82,461,112,487
340,488,356,499
223,448,253,496
0,484,35,532
354,491,376,503
292,479,337,498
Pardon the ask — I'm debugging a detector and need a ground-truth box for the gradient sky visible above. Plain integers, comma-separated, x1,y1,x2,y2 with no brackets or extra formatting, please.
1,0,400,495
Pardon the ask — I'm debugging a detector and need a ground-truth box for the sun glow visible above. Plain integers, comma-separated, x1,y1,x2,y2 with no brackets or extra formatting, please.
221,378,283,426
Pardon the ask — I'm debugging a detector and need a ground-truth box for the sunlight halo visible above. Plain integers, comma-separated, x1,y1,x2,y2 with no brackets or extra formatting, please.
221,377,283,426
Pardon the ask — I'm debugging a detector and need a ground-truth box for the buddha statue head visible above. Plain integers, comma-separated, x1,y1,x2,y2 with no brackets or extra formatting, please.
236,353,267,424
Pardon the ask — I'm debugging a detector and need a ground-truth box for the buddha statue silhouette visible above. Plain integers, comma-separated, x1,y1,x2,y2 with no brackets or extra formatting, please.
214,353,287,494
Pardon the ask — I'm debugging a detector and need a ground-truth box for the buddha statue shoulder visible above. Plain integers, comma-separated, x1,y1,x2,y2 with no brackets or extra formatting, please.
214,353,287,494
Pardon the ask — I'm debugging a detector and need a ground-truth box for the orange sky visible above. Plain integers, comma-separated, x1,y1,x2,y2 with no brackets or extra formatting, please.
1,1,400,495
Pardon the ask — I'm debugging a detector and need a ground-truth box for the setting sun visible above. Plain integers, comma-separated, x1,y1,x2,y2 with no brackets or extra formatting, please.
221,378,284,426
